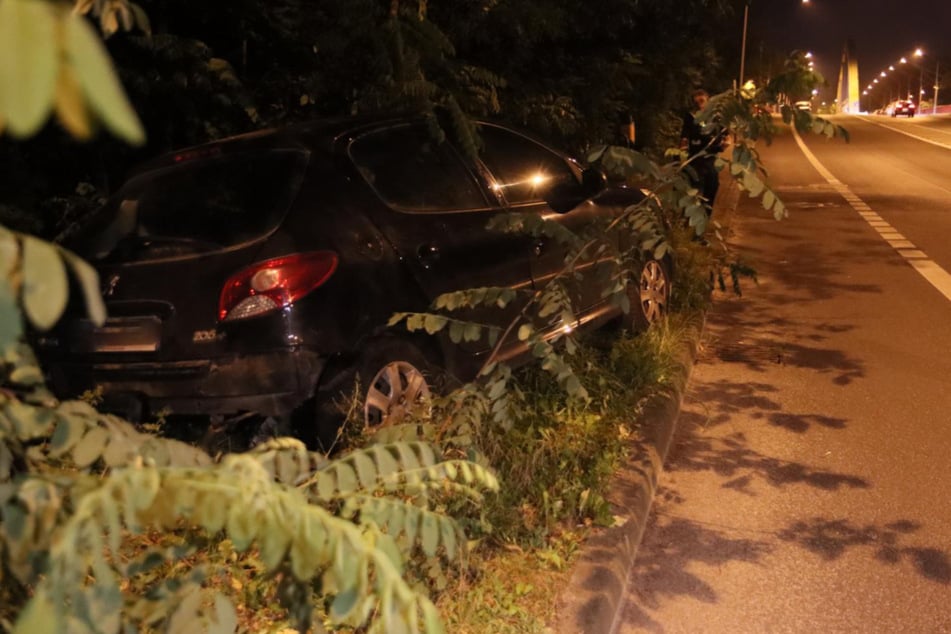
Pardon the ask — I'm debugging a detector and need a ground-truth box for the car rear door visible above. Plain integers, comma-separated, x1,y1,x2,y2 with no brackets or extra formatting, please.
346,122,535,355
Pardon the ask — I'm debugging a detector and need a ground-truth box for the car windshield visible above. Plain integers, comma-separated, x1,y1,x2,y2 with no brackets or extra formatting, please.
72,149,309,262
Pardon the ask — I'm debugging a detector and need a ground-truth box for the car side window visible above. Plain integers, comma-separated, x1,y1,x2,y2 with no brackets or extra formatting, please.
349,124,491,212
477,124,580,206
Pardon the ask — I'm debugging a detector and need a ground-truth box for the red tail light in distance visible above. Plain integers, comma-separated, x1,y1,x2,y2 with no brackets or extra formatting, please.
218,251,338,322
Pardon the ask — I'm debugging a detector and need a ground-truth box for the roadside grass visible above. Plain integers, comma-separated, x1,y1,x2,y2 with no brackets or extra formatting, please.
436,536,583,634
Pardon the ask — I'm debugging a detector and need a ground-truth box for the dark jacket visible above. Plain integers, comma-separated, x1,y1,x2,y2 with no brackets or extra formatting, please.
680,110,725,157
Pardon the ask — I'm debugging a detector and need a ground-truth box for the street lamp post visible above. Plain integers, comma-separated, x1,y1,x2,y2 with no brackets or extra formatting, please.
739,0,809,89
935,60,941,115
739,1,750,88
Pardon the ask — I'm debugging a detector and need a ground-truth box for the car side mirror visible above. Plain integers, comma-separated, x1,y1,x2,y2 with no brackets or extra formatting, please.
581,167,607,198
544,168,607,214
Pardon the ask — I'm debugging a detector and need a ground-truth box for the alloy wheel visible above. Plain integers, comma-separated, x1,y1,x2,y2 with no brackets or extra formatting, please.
639,260,669,325
364,360,431,428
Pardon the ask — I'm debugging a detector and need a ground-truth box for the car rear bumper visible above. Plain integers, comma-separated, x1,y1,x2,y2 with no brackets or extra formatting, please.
45,348,325,420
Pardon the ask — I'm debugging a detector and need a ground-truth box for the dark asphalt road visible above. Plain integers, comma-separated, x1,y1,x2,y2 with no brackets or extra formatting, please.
619,115,951,633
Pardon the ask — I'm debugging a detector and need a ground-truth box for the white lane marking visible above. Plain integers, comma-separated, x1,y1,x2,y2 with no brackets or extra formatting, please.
887,240,916,249
858,116,951,150
791,125,951,303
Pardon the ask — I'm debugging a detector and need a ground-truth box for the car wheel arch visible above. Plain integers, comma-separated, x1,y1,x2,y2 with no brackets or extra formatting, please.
294,333,448,451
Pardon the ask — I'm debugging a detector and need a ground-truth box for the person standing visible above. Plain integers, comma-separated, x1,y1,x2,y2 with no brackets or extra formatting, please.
680,89,726,214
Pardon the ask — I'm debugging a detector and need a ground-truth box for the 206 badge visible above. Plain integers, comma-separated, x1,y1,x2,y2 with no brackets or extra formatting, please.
192,329,221,343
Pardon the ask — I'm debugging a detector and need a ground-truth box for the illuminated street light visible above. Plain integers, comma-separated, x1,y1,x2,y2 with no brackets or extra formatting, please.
900,57,908,64
881,71,887,77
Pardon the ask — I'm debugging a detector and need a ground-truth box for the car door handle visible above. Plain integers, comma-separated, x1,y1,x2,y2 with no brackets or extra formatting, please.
417,243,440,268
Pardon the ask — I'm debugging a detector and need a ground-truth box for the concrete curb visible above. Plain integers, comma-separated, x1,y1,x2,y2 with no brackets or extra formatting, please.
552,320,703,634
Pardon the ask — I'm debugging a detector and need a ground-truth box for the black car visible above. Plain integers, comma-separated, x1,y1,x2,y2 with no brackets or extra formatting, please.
38,113,671,445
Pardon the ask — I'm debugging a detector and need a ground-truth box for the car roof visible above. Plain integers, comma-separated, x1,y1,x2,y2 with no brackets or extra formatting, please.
123,111,563,181
128,111,423,176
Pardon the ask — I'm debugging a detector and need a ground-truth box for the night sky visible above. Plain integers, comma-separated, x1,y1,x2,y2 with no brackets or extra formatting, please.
748,0,950,103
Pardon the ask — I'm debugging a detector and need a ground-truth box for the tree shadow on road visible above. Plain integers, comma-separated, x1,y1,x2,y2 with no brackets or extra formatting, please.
700,302,867,385
683,379,850,432
622,511,772,633
615,410,870,630
735,222,886,304
778,517,951,585
668,411,869,494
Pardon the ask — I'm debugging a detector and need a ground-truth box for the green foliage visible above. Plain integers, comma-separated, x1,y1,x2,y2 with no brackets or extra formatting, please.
1,367,499,632
73,0,151,38
0,226,105,348
0,0,144,143
430,0,741,153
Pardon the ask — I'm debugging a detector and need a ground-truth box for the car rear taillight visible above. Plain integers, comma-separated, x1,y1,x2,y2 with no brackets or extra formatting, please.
218,251,338,322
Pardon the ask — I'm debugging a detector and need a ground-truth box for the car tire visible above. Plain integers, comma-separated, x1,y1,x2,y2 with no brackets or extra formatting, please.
621,256,672,331
300,338,438,452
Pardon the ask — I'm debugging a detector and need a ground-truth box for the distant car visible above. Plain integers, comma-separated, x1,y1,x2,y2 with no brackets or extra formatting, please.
891,100,916,117
794,101,811,112
37,113,673,447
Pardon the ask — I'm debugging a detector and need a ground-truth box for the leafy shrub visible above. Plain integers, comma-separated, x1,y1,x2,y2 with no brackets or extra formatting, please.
0,353,499,633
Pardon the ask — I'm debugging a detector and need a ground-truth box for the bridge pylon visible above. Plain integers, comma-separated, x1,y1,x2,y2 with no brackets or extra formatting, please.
837,39,861,113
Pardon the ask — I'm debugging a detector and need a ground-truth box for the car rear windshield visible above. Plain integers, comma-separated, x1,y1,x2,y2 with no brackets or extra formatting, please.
75,149,309,262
